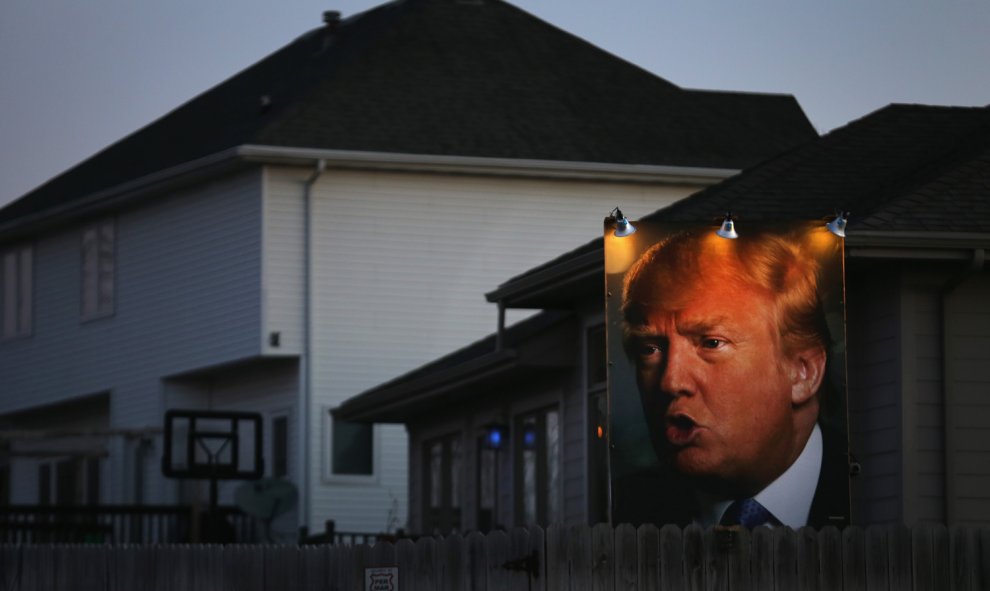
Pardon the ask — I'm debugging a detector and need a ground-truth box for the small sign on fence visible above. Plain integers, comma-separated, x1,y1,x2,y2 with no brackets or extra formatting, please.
365,567,398,591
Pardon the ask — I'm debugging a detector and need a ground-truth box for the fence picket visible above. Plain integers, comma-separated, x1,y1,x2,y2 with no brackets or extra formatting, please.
772,527,798,591
931,525,950,591
750,527,773,591
864,526,888,590
682,524,704,591
298,545,331,591
397,539,418,591
728,527,752,591
464,532,487,591
841,526,865,591
528,525,547,591
796,527,820,591
701,527,725,591
545,523,568,591
818,526,842,591
888,525,912,591
614,523,638,590
637,524,660,591
485,530,511,591
979,529,990,591
568,525,592,591
591,523,614,591
1,523,988,591
659,523,684,591
913,525,934,591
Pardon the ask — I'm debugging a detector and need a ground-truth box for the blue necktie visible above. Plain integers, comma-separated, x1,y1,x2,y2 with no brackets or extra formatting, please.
720,498,779,528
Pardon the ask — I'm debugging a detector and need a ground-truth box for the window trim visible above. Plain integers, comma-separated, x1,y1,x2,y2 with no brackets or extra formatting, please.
321,407,380,484
1,244,33,340
80,218,116,322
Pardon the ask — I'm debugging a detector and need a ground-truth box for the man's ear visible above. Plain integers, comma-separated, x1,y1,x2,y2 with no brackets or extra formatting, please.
789,346,827,406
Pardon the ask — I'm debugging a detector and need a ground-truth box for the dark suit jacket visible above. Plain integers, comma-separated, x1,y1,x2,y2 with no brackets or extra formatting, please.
612,424,850,529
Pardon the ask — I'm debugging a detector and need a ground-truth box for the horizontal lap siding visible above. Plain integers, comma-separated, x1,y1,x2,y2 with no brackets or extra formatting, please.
847,267,902,524
946,272,990,525
0,171,265,502
264,167,700,533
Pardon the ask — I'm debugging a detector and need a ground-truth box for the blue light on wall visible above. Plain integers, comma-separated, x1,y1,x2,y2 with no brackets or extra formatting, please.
483,423,508,450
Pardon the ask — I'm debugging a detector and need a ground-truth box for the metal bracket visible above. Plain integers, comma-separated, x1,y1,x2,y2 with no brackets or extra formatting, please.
502,550,540,578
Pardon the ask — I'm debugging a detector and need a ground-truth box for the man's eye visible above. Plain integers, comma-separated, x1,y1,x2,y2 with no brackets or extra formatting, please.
638,344,662,357
700,338,723,349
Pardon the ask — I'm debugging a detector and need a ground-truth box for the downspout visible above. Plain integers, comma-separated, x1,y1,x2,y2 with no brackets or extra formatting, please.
941,247,985,526
301,159,327,534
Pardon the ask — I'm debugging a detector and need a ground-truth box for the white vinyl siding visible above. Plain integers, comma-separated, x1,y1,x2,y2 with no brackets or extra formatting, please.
264,166,702,533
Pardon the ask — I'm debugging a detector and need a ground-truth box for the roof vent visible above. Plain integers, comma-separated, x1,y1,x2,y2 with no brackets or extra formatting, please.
323,10,341,32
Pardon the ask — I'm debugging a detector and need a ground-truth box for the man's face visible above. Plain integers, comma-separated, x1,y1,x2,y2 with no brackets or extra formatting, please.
628,273,805,496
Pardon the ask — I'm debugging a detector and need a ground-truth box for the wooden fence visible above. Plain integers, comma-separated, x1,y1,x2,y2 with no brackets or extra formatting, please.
1,523,988,590
0,505,256,544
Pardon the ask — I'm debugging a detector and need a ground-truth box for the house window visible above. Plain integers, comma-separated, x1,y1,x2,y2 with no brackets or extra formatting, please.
423,433,462,534
81,220,115,320
331,418,373,476
272,415,288,478
476,436,498,532
586,324,609,524
38,464,51,505
515,406,561,526
38,457,101,506
1,245,32,338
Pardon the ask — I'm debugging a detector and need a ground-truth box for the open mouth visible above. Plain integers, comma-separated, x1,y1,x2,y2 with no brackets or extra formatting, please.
665,413,699,446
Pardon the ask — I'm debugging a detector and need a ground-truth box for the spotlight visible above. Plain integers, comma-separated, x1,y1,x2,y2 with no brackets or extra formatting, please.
608,207,636,237
716,212,738,239
827,211,849,237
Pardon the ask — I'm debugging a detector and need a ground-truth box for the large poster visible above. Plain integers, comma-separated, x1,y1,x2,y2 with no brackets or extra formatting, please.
605,219,850,529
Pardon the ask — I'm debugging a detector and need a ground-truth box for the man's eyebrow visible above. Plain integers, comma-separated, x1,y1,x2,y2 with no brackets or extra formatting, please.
625,327,667,340
677,315,734,335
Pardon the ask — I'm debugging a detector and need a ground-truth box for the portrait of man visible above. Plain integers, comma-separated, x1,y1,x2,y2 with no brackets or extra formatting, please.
607,220,849,529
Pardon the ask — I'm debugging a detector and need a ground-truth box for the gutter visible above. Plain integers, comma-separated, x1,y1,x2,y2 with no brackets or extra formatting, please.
300,159,326,532
2,145,736,239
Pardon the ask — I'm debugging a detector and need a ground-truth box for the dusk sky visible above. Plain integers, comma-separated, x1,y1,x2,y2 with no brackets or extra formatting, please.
2,0,988,208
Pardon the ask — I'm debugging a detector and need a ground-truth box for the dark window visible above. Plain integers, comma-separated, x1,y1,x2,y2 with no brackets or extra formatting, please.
272,416,288,478
56,459,78,506
423,433,462,534
86,458,101,505
586,324,607,386
588,390,609,524
0,463,10,506
476,437,497,532
332,418,373,475
38,464,51,505
514,407,560,526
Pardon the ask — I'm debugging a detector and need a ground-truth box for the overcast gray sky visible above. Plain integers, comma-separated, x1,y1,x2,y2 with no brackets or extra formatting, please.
2,0,988,208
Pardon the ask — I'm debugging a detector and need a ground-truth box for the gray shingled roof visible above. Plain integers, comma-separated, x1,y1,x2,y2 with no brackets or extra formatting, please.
488,103,990,305
0,0,816,229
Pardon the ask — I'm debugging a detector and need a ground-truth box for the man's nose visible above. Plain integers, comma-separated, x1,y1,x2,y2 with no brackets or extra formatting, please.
659,340,696,397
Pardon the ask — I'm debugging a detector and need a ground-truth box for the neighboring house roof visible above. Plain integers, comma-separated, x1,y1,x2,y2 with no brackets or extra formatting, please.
487,103,990,308
0,0,816,232
333,310,575,422
336,102,990,423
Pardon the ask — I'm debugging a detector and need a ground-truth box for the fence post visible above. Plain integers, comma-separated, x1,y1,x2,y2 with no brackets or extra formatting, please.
568,524,592,591
545,523,569,591
818,526,843,591
465,531,488,591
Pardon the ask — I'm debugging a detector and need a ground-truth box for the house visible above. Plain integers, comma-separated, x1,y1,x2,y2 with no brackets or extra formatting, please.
0,0,817,536
334,103,990,534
